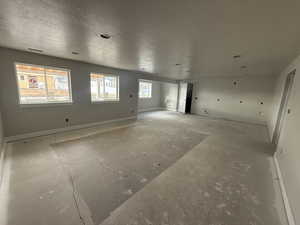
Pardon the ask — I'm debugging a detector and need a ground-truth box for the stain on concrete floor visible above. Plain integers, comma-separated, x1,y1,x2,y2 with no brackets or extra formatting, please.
0,111,287,225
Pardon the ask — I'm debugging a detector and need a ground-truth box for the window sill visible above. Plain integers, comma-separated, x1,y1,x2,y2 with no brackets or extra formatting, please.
19,102,73,108
92,100,120,104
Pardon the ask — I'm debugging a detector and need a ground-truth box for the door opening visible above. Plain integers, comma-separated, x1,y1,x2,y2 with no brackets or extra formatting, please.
178,82,187,113
185,83,193,114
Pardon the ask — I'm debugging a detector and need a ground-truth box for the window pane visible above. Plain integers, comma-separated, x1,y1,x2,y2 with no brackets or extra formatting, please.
104,76,117,99
90,73,119,101
139,81,152,98
16,64,47,104
15,64,72,104
45,68,71,102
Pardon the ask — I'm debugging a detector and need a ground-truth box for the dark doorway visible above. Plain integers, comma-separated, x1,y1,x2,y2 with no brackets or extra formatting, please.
185,83,193,114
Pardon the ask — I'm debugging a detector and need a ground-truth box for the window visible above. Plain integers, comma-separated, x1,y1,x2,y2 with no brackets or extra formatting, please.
139,81,152,98
90,73,119,102
15,63,72,104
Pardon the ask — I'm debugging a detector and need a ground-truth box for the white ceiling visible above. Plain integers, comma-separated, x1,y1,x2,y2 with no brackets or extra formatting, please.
0,0,300,80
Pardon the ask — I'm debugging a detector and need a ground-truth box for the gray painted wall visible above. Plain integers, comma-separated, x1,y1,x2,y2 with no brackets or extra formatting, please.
0,48,172,138
160,82,178,111
191,76,275,125
138,81,162,112
269,54,300,224
0,110,3,149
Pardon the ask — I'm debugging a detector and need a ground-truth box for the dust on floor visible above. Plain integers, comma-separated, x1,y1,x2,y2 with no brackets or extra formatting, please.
0,111,287,225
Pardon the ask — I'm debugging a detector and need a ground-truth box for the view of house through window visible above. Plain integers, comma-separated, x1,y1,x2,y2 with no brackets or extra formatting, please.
15,63,72,104
90,73,119,101
139,81,152,98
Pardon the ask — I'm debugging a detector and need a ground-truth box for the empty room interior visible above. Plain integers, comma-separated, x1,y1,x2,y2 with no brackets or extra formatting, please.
1,1,300,225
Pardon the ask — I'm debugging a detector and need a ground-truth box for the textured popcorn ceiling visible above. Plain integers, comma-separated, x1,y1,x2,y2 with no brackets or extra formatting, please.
0,0,300,79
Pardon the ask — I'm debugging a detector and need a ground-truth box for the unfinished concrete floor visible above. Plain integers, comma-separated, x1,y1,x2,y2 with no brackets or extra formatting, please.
0,111,287,225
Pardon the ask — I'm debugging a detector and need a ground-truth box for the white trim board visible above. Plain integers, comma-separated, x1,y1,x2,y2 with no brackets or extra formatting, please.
0,142,7,189
4,116,137,142
165,108,177,112
193,113,267,127
274,154,296,225
138,107,164,113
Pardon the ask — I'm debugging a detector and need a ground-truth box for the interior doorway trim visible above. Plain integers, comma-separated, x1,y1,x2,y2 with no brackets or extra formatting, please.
272,69,296,146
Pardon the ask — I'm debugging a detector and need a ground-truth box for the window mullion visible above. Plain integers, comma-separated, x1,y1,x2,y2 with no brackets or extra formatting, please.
103,77,106,99
117,77,119,99
44,67,50,102
97,78,101,99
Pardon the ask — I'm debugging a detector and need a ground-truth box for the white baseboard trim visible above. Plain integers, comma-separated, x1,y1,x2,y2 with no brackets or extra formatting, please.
138,107,164,113
193,113,267,126
4,116,137,142
274,154,296,225
165,108,177,112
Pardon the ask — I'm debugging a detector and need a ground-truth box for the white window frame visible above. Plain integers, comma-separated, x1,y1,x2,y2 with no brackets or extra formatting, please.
90,73,120,102
14,62,73,105
139,80,152,98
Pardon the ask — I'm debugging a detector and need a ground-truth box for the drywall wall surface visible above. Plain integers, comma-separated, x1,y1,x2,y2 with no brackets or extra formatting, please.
269,54,300,224
0,48,145,137
0,110,3,149
138,81,162,112
268,54,300,137
160,82,178,111
191,76,275,125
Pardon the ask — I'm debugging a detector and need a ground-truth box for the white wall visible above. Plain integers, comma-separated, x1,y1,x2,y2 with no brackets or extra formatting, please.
0,108,3,188
0,110,3,149
138,81,162,112
160,82,178,111
191,76,275,125
138,81,179,112
0,48,173,138
269,54,300,224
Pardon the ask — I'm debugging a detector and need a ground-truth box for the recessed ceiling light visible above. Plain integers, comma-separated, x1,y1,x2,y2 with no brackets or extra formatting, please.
98,33,111,39
72,51,79,55
28,48,43,53
233,55,241,59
